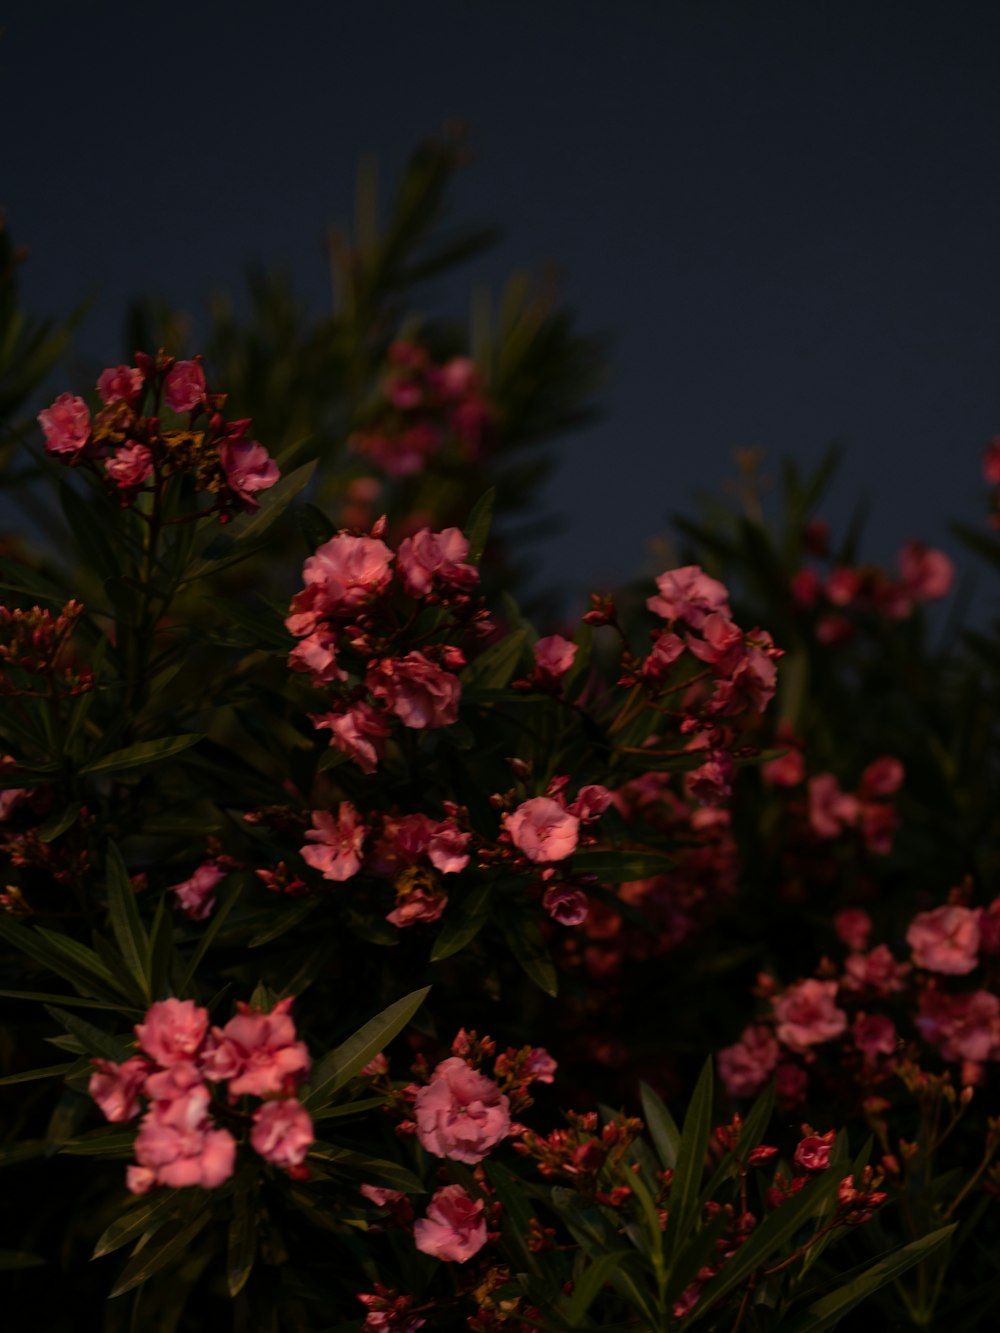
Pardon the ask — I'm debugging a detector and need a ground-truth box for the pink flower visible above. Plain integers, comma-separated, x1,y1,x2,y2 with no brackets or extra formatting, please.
163,359,206,412
834,908,873,952
533,634,577,685
984,437,1000,485
917,988,1000,1063
647,565,731,629
842,944,911,996
89,1056,150,1122
203,996,310,1097
426,820,471,874
368,652,461,729
396,527,478,598
794,1130,836,1173
219,438,280,505
505,797,580,863
906,905,981,975
567,784,612,821
134,998,209,1067
250,1098,314,1168
808,774,860,838
301,803,368,881
386,877,449,927
898,541,954,601
132,1085,235,1191
310,702,390,774
168,860,226,921
288,629,346,686
641,630,686,681
852,1012,897,1060
524,1047,558,1083
859,756,904,797
761,747,805,787
97,365,144,406
542,883,589,925
773,979,847,1052
289,533,394,628
684,749,734,806
413,1184,488,1262
414,1056,511,1163
38,393,91,457
826,567,861,606
105,442,153,489
717,1025,780,1098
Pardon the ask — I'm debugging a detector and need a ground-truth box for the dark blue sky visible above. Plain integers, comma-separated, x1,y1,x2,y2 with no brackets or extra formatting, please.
4,1,1000,611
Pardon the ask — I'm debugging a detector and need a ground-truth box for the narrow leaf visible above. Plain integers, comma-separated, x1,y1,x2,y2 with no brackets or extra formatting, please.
501,914,558,996
663,1059,713,1276
79,733,202,778
109,1208,211,1297
640,1081,681,1171
430,883,493,961
463,488,495,563
303,987,430,1111
92,1190,186,1259
105,840,149,1003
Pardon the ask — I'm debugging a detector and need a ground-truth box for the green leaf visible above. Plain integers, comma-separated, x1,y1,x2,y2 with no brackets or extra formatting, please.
248,894,320,947
109,1208,212,1297
92,1190,187,1259
562,1251,635,1326
461,629,527,694
501,914,558,996
177,876,244,994
0,1250,46,1270
700,1080,776,1202
0,1060,83,1087
484,1159,542,1277
0,917,130,1002
663,1059,713,1277
104,840,150,1004
297,502,337,552
60,480,119,582
640,1081,681,1172
430,883,493,961
79,733,203,778
0,989,134,1012
303,986,430,1111
207,595,293,651
307,1143,425,1194
188,460,318,578
463,488,495,563
227,1183,258,1297
37,802,82,843
778,1225,956,1333
573,848,676,883
0,555,68,604
44,1005,133,1063
61,1129,137,1157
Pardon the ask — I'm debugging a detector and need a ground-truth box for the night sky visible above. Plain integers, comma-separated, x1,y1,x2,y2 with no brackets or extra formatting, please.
4,1,1000,614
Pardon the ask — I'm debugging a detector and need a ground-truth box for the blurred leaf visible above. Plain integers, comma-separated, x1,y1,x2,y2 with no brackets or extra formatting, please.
308,1143,425,1194
109,1208,212,1298
92,1189,187,1259
663,1059,713,1277
79,733,203,777
461,629,527,694
573,848,675,883
562,1250,634,1326
463,488,495,564
0,1060,82,1087
430,882,492,961
501,913,557,996
0,1250,46,1269
227,1183,258,1298
104,840,150,1004
640,1081,681,1172
38,802,82,843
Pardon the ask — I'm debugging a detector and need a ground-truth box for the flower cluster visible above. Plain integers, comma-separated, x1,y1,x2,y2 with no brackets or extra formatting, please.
789,531,954,644
288,520,489,771
88,996,313,1193
0,600,94,698
38,351,280,520
349,340,494,478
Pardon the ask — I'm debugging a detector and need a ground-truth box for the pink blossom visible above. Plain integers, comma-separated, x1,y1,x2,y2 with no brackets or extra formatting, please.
97,365,144,406
506,797,580,863
684,749,734,806
250,1098,314,1168
219,438,280,505
917,989,1000,1063
310,702,390,774
105,442,153,489
642,630,686,681
288,628,345,686
289,533,394,628
533,634,577,685
859,756,904,797
143,1060,203,1101
134,998,209,1067
426,821,471,874
368,652,460,729
168,860,226,921
413,1184,488,1263
761,748,805,787
414,1056,511,1163
163,359,206,412
132,1085,235,1191
567,784,612,822
842,944,911,996
687,611,744,669
386,878,448,927
717,1025,780,1098
396,527,478,598
808,774,860,838
647,565,731,629
898,542,954,601
860,801,898,855
790,568,822,608
984,437,1000,485
203,996,310,1097
826,567,862,606
834,908,873,952
301,803,368,881
38,393,91,456
852,1012,897,1059
794,1130,836,1173
773,979,847,1052
89,1056,150,1123
542,883,589,925
906,905,981,975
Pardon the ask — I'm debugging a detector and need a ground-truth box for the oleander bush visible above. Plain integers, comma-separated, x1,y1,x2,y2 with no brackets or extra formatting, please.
0,137,996,1331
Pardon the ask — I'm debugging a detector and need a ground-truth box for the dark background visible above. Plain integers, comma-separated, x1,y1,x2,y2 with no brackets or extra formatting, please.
3,0,999,613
